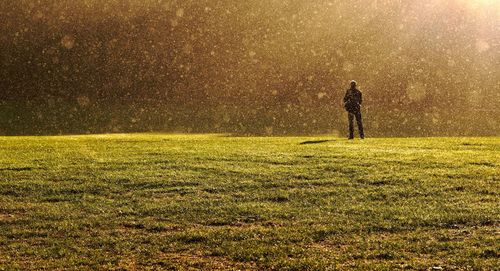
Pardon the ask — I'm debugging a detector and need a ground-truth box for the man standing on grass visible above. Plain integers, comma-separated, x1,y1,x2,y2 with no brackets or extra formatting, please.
343,80,365,139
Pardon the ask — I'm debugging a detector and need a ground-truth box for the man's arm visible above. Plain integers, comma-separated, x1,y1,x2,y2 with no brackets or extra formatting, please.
358,91,362,105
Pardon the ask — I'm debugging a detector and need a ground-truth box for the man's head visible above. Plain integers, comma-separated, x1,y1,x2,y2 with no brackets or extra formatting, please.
350,80,357,88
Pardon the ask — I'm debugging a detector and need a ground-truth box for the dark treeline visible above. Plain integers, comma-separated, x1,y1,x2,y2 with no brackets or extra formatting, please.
1,0,498,136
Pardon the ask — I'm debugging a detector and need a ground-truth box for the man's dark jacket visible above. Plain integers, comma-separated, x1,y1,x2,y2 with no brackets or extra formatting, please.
343,88,362,113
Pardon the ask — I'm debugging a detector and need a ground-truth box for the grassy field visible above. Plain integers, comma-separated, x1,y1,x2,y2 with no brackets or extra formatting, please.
0,134,498,270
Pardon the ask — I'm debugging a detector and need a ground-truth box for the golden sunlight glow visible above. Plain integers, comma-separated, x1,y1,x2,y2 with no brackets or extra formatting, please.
476,0,498,3
464,0,500,8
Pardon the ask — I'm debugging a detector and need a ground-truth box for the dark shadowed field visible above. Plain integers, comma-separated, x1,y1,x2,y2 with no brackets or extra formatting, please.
0,134,498,270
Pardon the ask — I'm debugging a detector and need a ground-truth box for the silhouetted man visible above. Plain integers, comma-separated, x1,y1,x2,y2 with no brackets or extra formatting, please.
343,80,364,139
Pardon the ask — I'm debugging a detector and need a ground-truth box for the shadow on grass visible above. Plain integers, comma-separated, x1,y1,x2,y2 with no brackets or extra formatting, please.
299,140,335,145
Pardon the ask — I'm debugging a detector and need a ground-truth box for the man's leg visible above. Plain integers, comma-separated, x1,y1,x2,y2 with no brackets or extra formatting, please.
355,112,364,139
348,113,354,139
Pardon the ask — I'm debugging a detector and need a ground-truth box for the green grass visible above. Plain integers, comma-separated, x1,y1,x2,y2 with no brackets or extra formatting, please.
0,134,498,270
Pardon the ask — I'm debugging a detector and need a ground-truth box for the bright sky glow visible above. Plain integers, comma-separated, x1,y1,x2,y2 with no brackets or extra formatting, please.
462,0,500,9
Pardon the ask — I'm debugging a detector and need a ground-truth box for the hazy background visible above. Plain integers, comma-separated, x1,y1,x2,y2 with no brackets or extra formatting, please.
1,0,499,136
